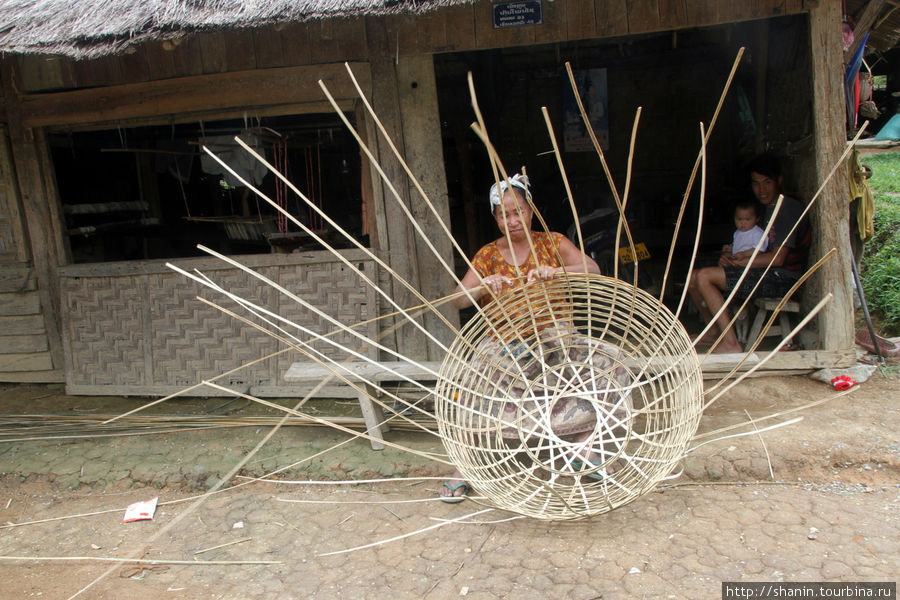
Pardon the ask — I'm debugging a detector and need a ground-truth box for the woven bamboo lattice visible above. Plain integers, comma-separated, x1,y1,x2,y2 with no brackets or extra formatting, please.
434,273,703,520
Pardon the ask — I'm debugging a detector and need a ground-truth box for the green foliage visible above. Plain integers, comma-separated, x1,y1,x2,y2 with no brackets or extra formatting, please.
863,152,900,193
860,153,900,335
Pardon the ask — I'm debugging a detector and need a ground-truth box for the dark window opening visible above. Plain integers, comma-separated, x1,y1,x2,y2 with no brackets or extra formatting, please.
50,113,365,264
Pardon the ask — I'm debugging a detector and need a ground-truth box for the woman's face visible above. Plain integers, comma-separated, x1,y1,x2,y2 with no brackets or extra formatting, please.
494,190,533,240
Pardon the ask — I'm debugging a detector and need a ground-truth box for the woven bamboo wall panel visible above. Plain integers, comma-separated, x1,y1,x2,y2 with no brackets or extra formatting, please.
275,262,379,377
148,268,278,389
63,275,146,386
60,254,379,395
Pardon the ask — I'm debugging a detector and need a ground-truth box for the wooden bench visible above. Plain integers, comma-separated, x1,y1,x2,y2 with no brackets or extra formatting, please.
284,360,444,450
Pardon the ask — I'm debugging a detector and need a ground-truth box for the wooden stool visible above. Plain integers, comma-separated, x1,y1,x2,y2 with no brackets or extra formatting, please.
745,297,801,351
734,308,750,345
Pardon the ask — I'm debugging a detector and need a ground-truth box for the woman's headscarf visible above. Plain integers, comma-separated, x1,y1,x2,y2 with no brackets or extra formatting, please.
489,174,532,212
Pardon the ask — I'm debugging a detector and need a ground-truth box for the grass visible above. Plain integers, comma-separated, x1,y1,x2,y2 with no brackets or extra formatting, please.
858,152,900,336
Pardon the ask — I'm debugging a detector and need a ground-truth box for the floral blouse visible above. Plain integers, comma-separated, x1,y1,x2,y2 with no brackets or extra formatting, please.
470,231,564,306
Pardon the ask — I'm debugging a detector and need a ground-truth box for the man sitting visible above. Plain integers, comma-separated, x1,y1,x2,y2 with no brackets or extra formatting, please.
687,154,810,353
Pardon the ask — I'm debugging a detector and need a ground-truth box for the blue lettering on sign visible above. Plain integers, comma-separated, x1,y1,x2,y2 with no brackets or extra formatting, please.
493,1,543,28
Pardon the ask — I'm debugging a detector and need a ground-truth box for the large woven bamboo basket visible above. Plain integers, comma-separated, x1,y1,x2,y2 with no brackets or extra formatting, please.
434,274,703,520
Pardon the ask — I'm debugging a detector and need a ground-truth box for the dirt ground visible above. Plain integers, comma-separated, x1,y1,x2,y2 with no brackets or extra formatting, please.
0,369,897,599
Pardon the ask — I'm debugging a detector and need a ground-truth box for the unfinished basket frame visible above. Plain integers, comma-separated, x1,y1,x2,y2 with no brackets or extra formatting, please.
434,273,703,520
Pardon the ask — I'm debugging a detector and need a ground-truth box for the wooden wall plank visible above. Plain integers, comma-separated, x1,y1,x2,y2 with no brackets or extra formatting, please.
598,0,629,37
72,56,114,89
685,0,718,26
170,36,206,77
535,0,568,44
0,351,53,371
567,0,598,40
117,46,152,85
198,31,228,74
145,40,178,80
224,28,258,72
279,22,312,66
0,290,41,315
18,55,77,92
253,28,287,69
784,0,804,13
627,0,661,34
308,20,340,63
658,0,688,29
383,14,414,56
0,267,35,293
416,11,447,53
0,334,49,353
20,62,372,129
440,4,477,52
757,0,788,19
3,315,46,335
337,17,369,60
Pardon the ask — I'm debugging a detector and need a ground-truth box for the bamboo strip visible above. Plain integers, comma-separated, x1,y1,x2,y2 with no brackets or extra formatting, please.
192,537,252,555
0,555,279,565
316,508,494,557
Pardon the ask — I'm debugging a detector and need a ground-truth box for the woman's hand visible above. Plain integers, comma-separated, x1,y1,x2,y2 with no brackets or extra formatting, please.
482,274,513,296
526,265,559,283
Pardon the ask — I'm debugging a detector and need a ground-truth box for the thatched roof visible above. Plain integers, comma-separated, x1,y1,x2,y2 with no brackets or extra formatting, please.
0,0,472,58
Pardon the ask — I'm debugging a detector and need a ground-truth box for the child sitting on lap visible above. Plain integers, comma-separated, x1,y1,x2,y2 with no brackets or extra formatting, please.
722,199,768,260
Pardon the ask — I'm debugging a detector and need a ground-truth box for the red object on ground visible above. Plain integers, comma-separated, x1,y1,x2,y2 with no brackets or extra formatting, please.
831,375,856,391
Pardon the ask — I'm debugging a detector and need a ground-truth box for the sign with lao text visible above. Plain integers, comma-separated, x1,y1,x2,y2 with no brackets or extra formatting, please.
493,1,543,28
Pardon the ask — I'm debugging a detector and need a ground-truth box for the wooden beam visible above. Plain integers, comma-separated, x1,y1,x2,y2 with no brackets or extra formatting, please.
846,0,888,59
808,2,856,353
698,350,856,378
17,62,372,129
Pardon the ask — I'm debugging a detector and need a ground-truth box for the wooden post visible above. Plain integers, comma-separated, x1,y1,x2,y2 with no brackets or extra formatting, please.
807,2,855,353
395,54,459,357
365,17,428,360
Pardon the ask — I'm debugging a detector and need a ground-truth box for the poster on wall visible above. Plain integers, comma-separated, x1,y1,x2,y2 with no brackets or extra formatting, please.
563,68,609,152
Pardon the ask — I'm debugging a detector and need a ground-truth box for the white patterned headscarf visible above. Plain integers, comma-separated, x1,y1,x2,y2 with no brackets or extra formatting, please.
489,174,532,212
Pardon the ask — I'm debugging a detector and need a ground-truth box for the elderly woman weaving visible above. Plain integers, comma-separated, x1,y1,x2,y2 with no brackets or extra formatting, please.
440,173,607,502
451,173,601,310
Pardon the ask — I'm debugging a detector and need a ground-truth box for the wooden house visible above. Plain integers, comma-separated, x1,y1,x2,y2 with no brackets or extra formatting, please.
0,0,882,395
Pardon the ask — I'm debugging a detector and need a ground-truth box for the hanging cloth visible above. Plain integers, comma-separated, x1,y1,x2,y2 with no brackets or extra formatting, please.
199,133,268,187
848,149,875,241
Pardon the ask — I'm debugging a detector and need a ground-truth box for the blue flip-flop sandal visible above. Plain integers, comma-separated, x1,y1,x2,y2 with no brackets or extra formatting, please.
439,481,469,503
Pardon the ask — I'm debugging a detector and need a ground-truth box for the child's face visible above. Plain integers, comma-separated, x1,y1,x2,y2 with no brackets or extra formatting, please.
734,207,758,232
